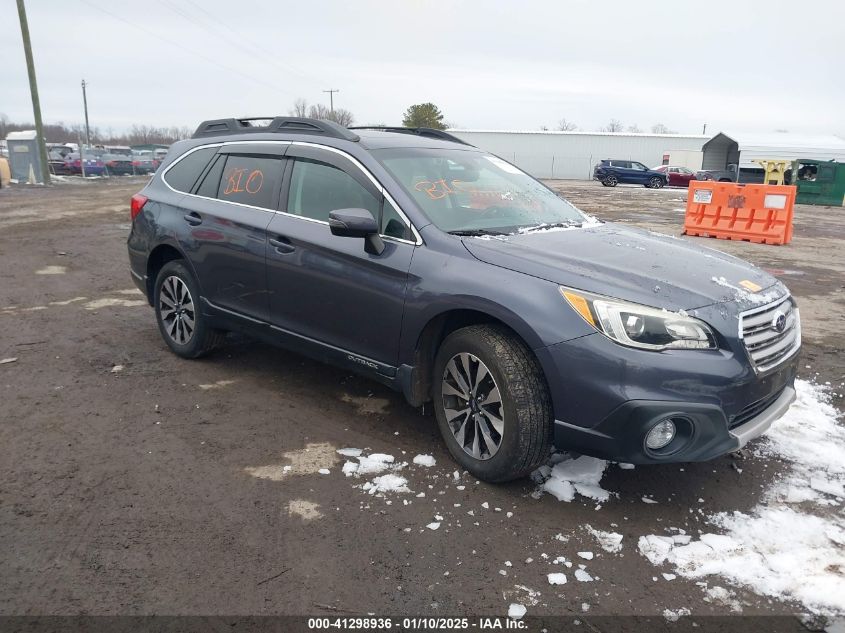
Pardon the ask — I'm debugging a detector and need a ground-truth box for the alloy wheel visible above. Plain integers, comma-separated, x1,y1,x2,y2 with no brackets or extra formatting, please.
159,275,195,345
441,353,504,460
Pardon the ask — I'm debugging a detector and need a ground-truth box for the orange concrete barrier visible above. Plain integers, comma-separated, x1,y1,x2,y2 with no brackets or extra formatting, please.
683,181,796,245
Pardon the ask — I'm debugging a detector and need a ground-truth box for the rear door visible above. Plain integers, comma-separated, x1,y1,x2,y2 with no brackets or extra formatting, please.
177,143,287,321
265,144,415,368
611,160,632,182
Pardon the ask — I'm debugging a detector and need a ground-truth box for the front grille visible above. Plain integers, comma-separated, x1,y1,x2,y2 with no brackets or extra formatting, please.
739,295,801,373
729,387,786,429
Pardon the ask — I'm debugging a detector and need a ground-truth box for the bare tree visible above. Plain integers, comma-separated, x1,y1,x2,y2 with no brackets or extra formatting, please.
557,118,577,131
601,119,623,133
651,122,677,134
307,103,354,127
290,98,309,118
627,124,642,133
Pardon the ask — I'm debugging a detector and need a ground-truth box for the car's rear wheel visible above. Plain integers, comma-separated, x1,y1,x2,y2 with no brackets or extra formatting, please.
154,260,225,359
648,176,664,188
603,175,618,187
432,324,552,482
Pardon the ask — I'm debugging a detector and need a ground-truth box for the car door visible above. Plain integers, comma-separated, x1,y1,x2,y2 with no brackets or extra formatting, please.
265,144,416,368
630,161,650,184
178,143,287,322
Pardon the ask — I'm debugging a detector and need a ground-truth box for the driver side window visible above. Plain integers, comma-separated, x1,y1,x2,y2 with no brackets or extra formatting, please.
287,159,380,222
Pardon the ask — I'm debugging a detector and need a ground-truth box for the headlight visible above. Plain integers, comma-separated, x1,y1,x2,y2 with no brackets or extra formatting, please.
560,287,717,351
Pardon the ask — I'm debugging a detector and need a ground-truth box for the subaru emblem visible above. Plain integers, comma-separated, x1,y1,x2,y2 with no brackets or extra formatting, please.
771,311,787,333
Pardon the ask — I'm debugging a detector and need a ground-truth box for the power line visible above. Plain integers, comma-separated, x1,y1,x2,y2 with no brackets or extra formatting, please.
176,0,319,88
77,0,294,100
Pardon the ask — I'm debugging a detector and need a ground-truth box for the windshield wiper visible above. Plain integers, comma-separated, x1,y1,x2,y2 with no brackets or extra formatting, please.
519,221,583,233
447,229,511,236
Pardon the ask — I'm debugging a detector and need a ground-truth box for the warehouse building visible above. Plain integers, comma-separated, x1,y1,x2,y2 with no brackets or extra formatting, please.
449,129,709,179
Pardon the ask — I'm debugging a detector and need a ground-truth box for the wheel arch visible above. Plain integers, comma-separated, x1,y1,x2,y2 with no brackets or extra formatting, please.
400,305,546,408
145,241,199,306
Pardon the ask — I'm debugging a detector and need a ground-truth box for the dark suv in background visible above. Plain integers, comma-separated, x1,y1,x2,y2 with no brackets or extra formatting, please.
127,117,800,482
593,159,668,188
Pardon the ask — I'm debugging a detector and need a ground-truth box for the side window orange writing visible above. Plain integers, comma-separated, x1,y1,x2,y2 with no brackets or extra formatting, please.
215,154,281,209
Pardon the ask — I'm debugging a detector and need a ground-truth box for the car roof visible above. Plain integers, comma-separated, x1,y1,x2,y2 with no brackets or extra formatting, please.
354,130,474,151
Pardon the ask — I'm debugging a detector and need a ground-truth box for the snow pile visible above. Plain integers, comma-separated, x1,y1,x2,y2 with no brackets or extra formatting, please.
547,573,567,585
585,525,624,553
638,380,845,615
363,474,409,495
533,455,613,502
507,604,526,620
413,454,436,467
338,449,412,497
754,380,845,506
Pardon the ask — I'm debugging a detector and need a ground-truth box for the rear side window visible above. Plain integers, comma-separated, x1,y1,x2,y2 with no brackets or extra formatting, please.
217,155,284,209
163,147,217,193
195,154,226,198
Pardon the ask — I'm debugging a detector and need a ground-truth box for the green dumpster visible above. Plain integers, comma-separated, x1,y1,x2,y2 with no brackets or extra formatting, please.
794,160,845,207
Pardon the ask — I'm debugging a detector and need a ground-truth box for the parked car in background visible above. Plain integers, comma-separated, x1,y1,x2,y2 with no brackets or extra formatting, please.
695,165,738,182
103,153,135,176
64,152,106,176
593,159,667,188
132,154,158,175
127,116,800,482
652,165,696,187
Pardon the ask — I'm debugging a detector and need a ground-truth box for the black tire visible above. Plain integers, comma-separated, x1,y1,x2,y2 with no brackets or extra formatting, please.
432,324,552,482
153,260,225,359
603,175,618,187
648,176,664,189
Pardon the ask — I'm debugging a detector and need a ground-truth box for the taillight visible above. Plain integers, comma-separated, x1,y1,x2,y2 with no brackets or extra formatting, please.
130,193,148,220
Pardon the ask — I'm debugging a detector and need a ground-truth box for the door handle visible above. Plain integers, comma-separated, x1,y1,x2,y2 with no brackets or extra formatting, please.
183,212,202,226
269,236,295,254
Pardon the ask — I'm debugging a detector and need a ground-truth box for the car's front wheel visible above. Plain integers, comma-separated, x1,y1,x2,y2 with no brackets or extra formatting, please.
154,260,225,358
603,175,618,187
432,325,552,482
648,176,664,188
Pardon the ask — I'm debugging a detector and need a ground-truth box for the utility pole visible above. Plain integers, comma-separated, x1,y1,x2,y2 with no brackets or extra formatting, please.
81,79,91,146
323,89,339,114
16,0,50,184
702,122,707,135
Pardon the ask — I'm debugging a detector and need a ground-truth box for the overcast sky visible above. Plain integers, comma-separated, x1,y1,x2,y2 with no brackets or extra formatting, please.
2,0,843,136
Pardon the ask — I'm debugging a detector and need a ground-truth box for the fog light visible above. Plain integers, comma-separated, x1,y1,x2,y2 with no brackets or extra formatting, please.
646,419,676,450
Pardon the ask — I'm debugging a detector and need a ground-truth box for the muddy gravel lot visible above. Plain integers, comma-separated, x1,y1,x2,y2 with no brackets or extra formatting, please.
0,177,843,628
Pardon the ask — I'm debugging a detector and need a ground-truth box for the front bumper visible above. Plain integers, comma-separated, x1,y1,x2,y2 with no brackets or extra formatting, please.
536,330,799,464
552,384,795,463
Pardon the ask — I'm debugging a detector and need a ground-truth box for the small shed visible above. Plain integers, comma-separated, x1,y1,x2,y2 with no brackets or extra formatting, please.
701,132,845,171
5,130,44,183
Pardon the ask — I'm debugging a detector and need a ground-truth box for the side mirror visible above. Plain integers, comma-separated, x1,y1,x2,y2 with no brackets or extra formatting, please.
328,208,384,255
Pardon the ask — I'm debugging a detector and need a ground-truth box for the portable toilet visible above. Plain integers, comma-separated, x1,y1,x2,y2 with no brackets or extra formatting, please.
6,130,44,183
795,160,845,207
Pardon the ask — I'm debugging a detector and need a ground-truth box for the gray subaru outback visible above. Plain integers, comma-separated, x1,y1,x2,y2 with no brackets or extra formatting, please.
127,117,800,482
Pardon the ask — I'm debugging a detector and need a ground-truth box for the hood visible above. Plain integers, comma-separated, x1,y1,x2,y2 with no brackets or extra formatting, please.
462,223,786,312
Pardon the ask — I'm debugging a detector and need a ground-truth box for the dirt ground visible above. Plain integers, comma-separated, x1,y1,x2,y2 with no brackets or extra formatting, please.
0,177,842,625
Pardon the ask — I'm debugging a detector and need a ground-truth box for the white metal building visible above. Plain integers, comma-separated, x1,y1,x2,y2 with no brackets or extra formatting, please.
449,129,709,179
701,132,845,170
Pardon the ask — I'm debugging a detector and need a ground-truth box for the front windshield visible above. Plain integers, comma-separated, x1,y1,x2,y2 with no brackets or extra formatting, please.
373,147,590,234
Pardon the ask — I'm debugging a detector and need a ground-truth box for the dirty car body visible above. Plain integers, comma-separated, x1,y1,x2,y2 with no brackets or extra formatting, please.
127,117,800,481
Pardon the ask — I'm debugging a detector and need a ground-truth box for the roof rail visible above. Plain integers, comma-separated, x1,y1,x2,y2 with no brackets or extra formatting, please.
348,126,473,146
191,117,360,141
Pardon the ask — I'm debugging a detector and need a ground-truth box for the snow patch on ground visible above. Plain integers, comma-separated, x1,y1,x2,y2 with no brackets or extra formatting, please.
638,380,845,615
413,454,436,467
363,473,409,495
533,455,613,503
36,265,66,275
585,525,624,553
